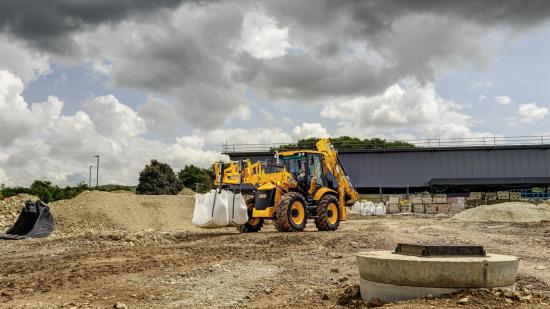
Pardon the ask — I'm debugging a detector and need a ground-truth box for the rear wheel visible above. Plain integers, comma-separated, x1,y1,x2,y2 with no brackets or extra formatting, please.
274,192,307,232
315,195,340,231
237,197,264,233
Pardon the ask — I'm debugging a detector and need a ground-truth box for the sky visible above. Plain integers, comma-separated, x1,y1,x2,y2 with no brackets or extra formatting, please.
1,0,550,186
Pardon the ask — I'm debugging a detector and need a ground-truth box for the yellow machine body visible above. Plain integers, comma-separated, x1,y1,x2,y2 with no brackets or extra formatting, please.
213,138,359,232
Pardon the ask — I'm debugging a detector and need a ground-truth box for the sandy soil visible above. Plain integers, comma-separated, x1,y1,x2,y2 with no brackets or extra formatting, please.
0,193,549,308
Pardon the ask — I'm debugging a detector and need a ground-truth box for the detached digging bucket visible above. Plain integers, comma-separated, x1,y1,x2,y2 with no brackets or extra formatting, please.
1,200,55,240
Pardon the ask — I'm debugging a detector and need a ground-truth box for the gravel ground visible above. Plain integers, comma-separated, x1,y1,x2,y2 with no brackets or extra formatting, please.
0,193,549,308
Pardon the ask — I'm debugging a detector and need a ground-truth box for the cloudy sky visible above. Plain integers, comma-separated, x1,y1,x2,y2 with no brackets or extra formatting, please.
1,0,550,186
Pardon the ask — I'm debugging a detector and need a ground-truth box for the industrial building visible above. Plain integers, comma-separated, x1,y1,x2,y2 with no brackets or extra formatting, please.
224,137,550,196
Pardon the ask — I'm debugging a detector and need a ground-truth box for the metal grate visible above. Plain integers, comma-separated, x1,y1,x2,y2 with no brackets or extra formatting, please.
394,243,486,257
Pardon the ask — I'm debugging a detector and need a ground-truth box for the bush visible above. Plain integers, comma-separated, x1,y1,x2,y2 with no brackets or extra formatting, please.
177,165,214,192
273,136,416,151
136,160,182,195
0,180,88,203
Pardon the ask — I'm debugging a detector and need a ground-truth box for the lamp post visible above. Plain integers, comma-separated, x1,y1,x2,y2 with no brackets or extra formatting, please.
89,164,94,188
94,155,100,188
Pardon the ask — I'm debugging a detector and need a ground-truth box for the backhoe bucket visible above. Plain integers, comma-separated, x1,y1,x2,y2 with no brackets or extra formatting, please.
1,200,55,240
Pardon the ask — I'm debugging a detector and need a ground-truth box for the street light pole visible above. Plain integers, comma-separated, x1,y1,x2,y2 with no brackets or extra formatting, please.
89,164,94,188
94,155,100,188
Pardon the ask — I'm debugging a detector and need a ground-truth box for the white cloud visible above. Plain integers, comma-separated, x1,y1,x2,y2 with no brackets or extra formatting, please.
518,102,549,122
84,95,147,140
292,123,329,139
495,95,512,105
241,10,290,59
322,81,490,139
0,35,50,83
0,70,224,186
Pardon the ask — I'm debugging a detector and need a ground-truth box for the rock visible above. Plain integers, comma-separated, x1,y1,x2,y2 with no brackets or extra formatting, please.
458,297,469,304
330,268,339,273
424,293,434,300
520,294,532,302
321,293,329,300
535,265,546,270
113,302,128,309
337,284,360,305
367,297,385,307
503,289,514,298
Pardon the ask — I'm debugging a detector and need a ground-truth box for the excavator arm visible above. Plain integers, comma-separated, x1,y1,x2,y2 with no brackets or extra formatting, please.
315,138,359,211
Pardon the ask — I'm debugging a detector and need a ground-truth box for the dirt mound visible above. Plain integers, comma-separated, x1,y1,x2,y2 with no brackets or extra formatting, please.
0,194,39,230
178,187,196,195
50,191,196,235
451,202,550,223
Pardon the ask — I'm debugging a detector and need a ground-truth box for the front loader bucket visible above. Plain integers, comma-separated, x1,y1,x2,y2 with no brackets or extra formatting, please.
1,200,55,240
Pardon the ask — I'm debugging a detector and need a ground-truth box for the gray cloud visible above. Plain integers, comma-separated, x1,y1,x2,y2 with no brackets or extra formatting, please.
0,0,187,55
2,0,550,129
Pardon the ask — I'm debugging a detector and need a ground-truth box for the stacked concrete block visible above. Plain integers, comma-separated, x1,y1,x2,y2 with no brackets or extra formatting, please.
400,200,412,213
510,192,521,201
436,204,449,214
433,194,447,204
386,195,401,214
411,195,423,204
411,195,424,213
470,192,483,200
422,195,433,204
425,204,438,214
497,191,510,201
486,192,497,201
387,203,401,214
412,203,425,213
448,197,465,214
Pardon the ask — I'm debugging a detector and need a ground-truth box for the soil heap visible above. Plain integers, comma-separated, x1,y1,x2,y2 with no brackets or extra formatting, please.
50,190,196,235
451,202,550,223
0,194,38,230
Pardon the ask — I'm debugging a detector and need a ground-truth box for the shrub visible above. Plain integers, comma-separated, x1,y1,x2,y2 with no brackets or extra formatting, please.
136,160,182,195
177,165,214,192
0,181,88,203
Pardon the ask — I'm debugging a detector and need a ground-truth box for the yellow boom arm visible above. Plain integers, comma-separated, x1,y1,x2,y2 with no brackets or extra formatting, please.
315,138,359,207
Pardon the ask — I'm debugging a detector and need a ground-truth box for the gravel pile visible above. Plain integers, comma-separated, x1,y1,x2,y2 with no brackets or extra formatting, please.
0,194,39,230
451,202,550,223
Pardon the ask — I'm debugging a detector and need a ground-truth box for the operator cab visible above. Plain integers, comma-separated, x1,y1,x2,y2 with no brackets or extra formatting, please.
279,152,333,199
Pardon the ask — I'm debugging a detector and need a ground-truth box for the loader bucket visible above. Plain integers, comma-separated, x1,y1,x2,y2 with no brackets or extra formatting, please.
1,200,55,240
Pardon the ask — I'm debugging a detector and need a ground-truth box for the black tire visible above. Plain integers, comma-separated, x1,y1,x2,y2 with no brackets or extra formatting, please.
274,192,308,232
237,196,264,233
315,195,340,231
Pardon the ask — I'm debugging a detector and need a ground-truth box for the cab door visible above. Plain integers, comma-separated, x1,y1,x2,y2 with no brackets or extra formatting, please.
307,154,325,195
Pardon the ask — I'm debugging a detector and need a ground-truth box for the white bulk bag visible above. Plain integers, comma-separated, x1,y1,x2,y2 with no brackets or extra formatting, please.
192,190,248,228
350,201,363,214
362,201,375,216
374,202,386,216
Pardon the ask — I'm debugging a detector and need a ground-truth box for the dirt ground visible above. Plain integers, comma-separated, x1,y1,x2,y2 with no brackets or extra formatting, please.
1,192,550,308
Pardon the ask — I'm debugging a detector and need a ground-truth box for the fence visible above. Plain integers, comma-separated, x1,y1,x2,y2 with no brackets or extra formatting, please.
221,135,550,153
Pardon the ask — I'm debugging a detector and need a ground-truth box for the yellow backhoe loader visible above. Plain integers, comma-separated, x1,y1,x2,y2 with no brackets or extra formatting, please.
213,138,358,232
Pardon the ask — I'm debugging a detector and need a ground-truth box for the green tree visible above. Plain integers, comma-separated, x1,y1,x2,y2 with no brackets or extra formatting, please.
177,165,214,192
273,136,415,151
136,160,183,195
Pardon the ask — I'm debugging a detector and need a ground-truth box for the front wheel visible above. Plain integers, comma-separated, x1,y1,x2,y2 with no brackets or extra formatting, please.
237,197,264,233
315,195,340,231
274,192,307,232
